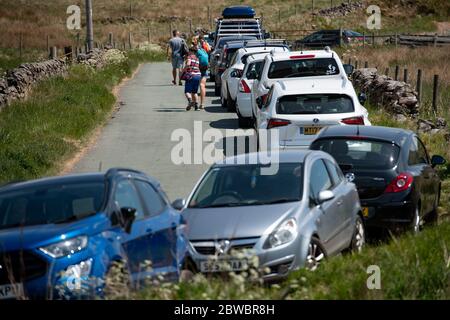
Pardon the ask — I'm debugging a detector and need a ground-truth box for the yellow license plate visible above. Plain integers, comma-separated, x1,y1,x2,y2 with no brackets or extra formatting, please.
362,207,369,217
303,127,322,135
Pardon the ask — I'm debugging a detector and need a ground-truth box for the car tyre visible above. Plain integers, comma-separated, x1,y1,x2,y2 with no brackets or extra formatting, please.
305,237,326,271
412,205,423,234
426,190,440,225
221,95,227,108
226,90,236,112
345,216,366,253
103,261,132,298
215,83,221,96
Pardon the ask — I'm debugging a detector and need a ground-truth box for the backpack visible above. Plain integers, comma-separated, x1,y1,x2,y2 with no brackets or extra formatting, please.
180,40,188,58
197,48,209,67
202,41,211,53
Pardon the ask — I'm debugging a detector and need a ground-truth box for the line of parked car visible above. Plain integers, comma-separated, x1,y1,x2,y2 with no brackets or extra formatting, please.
0,5,446,300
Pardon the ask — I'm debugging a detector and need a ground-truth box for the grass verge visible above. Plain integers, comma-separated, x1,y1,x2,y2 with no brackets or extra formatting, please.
120,220,450,300
0,48,165,183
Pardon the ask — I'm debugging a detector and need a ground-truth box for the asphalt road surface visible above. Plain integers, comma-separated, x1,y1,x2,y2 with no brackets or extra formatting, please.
72,62,253,200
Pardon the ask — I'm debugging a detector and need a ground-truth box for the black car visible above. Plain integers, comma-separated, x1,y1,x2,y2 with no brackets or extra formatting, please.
295,29,364,48
310,125,446,236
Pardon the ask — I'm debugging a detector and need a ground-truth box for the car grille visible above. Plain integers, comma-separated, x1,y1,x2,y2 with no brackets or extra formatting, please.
0,251,48,285
192,238,258,256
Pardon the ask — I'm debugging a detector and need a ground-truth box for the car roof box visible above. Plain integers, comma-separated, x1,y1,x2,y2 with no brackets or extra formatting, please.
222,6,256,18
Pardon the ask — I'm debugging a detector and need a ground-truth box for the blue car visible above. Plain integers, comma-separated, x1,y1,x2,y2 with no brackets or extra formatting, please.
0,168,188,299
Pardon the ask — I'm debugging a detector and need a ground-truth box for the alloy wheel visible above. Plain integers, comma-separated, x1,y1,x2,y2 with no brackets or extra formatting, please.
354,218,365,252
413,207,422,233
305,239,325,271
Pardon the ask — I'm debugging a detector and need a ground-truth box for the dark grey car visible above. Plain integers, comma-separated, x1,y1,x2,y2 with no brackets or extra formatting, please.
174,150,365,281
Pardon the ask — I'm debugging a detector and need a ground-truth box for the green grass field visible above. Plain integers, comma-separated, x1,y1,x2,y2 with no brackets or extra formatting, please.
0,49,165,183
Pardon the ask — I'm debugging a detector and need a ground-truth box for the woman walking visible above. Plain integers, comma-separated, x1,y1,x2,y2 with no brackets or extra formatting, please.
182,46,202,111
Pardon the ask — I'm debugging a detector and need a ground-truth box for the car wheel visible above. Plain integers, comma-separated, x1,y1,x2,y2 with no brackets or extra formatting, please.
305,237,326,271
103,261,131,298
346,216,366,253
215,83,220,96
221,95,227,108
412,206,422,234
226,90,236,112
426,191,440,225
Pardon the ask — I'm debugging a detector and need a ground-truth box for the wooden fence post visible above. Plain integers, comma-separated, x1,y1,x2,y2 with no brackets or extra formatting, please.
364,61,368,68
394,65,399,80
355,60,358,69
384,67,389,77
109,32,114,47
46,35,50,54
394,32,398,47
311,0,314,13
416,69,422,103
403,68,408,83
19,33,23,58
148,28,151,43
433,33,437,47
432,75,439,113
50,46,57,59
128,31,132,49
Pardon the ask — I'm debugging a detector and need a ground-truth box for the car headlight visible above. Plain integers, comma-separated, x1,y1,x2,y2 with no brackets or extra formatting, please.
268,218,297,248
40,235,88,258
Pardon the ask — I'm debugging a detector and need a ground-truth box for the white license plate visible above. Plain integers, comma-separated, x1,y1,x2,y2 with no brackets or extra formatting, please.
200,260,248,273
0,283,23,300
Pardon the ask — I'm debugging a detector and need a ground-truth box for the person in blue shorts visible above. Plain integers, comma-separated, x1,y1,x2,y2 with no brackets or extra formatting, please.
182,46,202,111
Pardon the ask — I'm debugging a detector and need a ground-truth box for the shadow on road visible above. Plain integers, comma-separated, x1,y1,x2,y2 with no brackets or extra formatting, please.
204,106,227,114
210,99,221,105
154,107,186,112
209,118,240,129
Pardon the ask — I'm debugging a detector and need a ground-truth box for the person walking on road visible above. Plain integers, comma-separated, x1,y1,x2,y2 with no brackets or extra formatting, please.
167,30,187,85
182,46,202,111
195,38,209,110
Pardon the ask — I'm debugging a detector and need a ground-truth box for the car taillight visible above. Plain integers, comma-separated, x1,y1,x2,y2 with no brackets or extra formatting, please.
267,118,291,129
239,79,251,93
341,116,365,125
384,173,413,193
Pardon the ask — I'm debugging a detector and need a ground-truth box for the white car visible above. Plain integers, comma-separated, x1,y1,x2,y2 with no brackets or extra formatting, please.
256,77,371,149
251,48,355,123
220,42,289,112
235,52,268,128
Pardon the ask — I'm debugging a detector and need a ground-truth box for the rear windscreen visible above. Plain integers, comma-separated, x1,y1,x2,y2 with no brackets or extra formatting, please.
268,58,339,79
276,94,354,114
310,139,400,169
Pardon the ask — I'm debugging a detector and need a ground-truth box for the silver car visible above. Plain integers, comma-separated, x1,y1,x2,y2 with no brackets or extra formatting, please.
174,150,365,281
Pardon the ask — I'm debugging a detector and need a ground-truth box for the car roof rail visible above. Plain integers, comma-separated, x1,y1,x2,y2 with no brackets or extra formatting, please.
105,167,146,177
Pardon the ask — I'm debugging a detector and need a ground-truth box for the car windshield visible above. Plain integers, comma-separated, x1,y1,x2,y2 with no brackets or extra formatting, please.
277,94,354,114
310,139,400,169
268,58,340,78
188,163,303,208
0,181,105,229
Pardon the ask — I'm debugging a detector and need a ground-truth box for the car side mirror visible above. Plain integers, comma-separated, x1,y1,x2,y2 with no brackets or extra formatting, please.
120,207,137,234
317,190,335,204
431,155,446,167
358,93,367,106
172,198,186,211
343,64,354,76
256,97,263,108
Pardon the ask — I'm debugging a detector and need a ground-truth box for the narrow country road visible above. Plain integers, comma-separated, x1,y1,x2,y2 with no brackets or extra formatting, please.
72,62,251,200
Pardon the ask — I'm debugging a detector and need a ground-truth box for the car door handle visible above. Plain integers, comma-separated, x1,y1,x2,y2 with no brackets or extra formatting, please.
146,228,153,234
336,200,343,206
